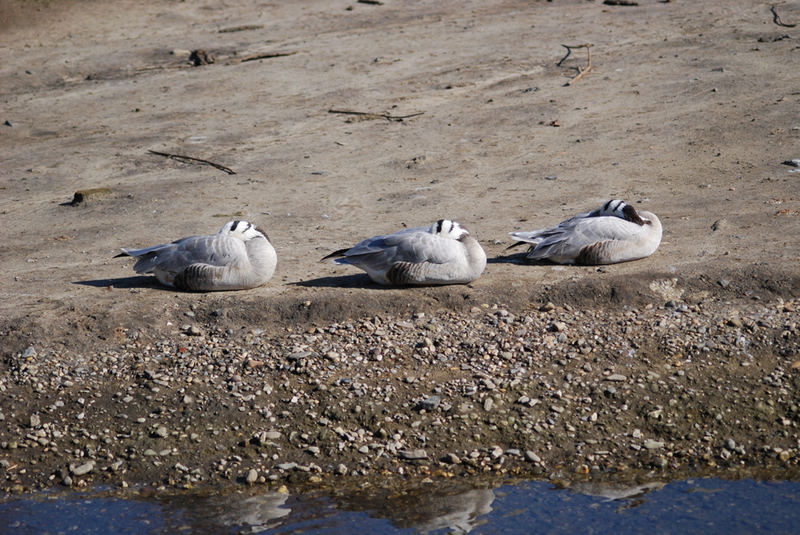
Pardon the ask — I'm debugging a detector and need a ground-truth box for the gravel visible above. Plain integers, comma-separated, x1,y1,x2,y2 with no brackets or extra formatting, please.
1,294,800,494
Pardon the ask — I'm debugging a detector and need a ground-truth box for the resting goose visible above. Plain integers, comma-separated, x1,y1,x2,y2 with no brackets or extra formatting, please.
117,220,277,291
508,200,662,265
323,219,487,286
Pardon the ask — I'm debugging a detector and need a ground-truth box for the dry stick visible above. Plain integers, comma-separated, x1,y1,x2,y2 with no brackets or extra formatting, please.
328,109,425,122
770,5,797,27
147,150,236,175
233,51,298,64
559,44,593,86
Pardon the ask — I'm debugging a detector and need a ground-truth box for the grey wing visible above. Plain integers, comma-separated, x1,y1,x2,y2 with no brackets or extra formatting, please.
525,216,642,260
129,234,245,274
337,230,461,269
338,225,431,257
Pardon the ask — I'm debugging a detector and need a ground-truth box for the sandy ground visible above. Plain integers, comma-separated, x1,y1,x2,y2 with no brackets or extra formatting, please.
2,0,799,348
1,0,800,495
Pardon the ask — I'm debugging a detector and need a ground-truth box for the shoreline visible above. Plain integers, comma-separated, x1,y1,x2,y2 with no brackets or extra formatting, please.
2,271,799,495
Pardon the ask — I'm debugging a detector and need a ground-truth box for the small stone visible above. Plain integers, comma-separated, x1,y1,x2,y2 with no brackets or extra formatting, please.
418,396,441,411
153,425,168,438
70,461,95,476
185,325,203,336
644,439,664,450
335,463,348,475
539,302,556,312
483,398,494,411
725,438,736,451
442,453,461,464
306,446,320,455
525,451,541,463
144,449,158,456
69,188,112,206
358,445,369,454
276,462,297,471
398,449,427,460
606,374,627,382
29,414,41,428
727,317,743,328
490,446,504,459
246,469,258,484
21,347,36,359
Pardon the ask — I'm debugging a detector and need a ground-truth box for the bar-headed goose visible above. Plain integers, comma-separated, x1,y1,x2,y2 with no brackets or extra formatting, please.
117,220,277,291
509,200,661,265
323,219,487,286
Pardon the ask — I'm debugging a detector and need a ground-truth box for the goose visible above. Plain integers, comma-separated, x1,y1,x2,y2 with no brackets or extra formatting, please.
116,220,277,291
323,219,487,286
508,200,662,265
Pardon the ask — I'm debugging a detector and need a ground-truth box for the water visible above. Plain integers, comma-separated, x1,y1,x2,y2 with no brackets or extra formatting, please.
2,477,799,534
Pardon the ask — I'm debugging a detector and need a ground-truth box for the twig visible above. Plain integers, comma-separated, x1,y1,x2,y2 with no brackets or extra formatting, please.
233,51,298,64
770,5,797,27
328,109,425,122
558,44,593,86
147,150,236,175
218,24,264,33
357,0,384,5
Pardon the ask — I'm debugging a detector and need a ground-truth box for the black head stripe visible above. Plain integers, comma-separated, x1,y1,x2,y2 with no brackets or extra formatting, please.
602,200,612,212
436,219,444,233
230,220,241,232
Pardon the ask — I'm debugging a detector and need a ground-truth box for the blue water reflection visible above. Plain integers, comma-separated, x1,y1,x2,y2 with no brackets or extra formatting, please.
2,478,799,534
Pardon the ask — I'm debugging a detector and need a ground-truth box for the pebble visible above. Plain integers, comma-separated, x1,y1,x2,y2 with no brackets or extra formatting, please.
246,469,258,484
276,462,297,471
525,451,542,463
418,395,441,411
398,449,428,460
644,439,664,450
442,453,461,464
606,374,627,382
70,462,95,476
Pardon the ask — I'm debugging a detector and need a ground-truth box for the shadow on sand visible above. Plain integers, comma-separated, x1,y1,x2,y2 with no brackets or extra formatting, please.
292,274,398,289
73,276,170,291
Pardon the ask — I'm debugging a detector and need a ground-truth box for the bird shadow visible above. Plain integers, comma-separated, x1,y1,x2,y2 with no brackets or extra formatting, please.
291,273,397,289
489,251,553,266
73,276,170,290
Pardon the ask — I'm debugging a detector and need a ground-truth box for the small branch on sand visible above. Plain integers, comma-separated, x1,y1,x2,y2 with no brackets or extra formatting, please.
328,109,425,122
558,44,594,86
770,5,797,27
218,24,264,33
357,0,384,5
231,51,298,64
147,150,236,175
